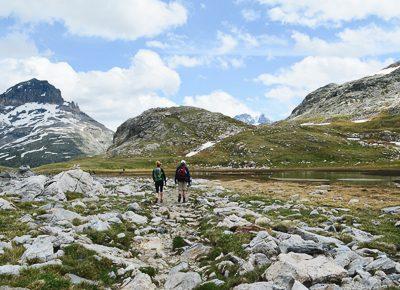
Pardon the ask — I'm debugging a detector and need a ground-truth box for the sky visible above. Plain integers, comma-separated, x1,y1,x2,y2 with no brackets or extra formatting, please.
0,0,399,130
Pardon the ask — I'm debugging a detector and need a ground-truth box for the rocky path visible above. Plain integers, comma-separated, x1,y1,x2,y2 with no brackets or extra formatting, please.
0,167,399,290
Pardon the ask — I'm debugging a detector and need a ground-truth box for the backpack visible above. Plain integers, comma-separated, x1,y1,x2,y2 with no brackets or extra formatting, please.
177,166,187,181
154,168,163,182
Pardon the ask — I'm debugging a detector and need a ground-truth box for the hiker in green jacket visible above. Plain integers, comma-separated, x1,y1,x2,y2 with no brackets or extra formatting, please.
152,161,167,203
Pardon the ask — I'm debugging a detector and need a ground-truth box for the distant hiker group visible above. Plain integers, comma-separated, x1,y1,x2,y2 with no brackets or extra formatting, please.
152,160,191,203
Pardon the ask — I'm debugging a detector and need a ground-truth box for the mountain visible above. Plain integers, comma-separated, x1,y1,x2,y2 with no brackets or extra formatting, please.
289,61,400,121
0,79,113,167
108,106,251,157
234,113,271,125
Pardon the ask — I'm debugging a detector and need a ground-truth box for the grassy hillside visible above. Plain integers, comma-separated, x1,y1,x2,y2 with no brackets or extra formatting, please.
33,114,400,173
109,106,250,157
190,114,400,168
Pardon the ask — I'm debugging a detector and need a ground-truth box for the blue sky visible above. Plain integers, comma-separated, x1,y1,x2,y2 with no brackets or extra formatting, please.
0,0,399,129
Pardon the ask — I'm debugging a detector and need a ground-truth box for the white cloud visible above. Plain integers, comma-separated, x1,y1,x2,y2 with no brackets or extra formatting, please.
146,40,168,49
258,0,400,27
183,91,256,117
167,55,207,69
256,56,392,103
0,33,40,59
292,25,400,57
0,0,187,40
241,9,261,22
216,32,238,55
0,50,180,130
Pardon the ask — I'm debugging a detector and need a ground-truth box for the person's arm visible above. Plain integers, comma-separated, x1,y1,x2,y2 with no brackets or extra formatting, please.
161,168,167,184
186,167,191,185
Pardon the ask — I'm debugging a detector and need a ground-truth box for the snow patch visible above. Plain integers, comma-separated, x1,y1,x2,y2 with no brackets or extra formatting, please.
21,146,46,158
300,122,331,126
186,141,216,157
376,64,400,75
352,119,369,123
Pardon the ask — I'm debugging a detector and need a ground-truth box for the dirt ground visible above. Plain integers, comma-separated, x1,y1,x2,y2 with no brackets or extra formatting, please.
217,179,400,210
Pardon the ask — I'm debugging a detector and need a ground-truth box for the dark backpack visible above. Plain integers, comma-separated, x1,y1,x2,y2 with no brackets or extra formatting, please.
177,166,187,181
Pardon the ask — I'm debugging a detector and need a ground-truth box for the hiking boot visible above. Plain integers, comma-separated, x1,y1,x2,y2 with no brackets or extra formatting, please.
178,194,181,203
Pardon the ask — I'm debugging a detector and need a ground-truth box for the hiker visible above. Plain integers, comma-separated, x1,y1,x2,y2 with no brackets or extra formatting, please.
175,160,191,203
152,161,167,203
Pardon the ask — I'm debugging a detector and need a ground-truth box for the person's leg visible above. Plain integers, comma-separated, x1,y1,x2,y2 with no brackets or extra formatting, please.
155,182,160,203
182,190,186,203
178,182,182,202
159,183,164,203
182,182,188,203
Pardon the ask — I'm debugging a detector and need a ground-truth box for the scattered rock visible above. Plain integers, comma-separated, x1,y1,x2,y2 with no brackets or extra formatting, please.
165,272,202,290
217,214,251,229
0,198,16,210
381,206,400,215
121,272,156,290
66,273,98,285
264,253,347,284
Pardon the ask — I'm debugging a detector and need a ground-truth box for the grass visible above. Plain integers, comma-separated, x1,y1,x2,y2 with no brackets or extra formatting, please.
65,191,84,201
172,236,189,251
61,244,117,286
0,210,30,240
25,113,400,174
0,265,71,290
84,223,135,251
0,244,25,264
139,266,157,278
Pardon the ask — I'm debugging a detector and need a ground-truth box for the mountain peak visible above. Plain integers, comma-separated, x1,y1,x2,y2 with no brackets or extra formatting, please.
234,113,271,125
0,78,65,106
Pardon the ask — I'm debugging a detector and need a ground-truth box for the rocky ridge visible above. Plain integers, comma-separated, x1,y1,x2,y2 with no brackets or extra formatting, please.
108,106,250,157
0,168,399,289
0,79,113,167
289,62,400,120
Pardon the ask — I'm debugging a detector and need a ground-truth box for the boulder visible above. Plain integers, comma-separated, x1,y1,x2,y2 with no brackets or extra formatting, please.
46,208,83,223
15,175,47,201
66,273,98,286
43,169,104,200
279,234,326,255
247,231,279,257
0,198,16,210
21,236,56,263
121,272,156,290
116,185,144,196
381,206,400,215
366,257,398,274
264,253,347,284
0,265,22,275
128,202,141,211
122,211,148,225
217,214,251,229
165,272,202,290
181,243,211,261
233,282,276,290
255,217,271,226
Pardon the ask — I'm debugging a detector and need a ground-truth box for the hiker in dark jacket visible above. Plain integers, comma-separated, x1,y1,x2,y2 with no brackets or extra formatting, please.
174,160,191,203
152,161,167,203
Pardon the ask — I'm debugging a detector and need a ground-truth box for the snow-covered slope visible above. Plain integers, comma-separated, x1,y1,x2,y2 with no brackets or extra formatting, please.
0,79,113,167
234,113,271,125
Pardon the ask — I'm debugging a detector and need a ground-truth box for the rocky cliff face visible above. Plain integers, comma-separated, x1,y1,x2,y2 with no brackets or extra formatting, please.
108,106,250,157
0,79,113,167
289,62,400,120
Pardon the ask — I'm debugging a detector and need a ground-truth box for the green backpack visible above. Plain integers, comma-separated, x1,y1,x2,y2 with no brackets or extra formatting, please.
154,168,163,182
